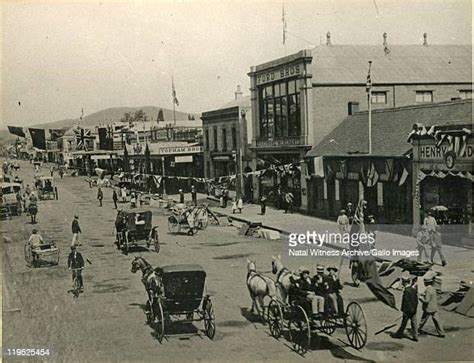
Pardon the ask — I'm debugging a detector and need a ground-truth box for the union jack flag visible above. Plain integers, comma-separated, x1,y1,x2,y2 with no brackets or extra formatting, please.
74,127,94,151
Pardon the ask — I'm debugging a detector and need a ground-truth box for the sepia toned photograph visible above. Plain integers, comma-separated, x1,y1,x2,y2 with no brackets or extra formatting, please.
1,0,473,361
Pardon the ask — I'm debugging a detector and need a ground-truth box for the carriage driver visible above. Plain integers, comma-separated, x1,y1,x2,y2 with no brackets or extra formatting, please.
289,266,325,318
28,229,45,263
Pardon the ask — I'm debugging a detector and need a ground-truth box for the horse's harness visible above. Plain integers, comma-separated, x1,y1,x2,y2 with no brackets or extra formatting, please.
247,268,271,296
275,267,291,286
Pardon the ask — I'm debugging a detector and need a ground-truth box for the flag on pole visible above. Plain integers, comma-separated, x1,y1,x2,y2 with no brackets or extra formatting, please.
172,77,179,106
282,4,287,45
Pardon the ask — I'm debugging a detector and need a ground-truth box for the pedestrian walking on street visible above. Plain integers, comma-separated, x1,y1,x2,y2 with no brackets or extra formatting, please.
223,188,229,208
429,229,447,266
418,276,445,338
346,202,354,224
393,272,419,341
50,166,54,177
191,185,197,206
231,199,237,214
260,194,267,215
284,192,294,214
54,186,59,200
423,210,438,232
237,196,243,213
179,189,184,204
337,209,350,234
97,187,103,207
71,215,82,246
416,226,430,263
112,189,118,209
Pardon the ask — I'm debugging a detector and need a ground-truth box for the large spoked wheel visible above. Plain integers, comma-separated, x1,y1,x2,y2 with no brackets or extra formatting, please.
168,216,181,234
203,297,216,339
196,210,209,230
267,299,284,339
319,318,336,335
153,300,165,343
345,302,367,350
288,305,311,355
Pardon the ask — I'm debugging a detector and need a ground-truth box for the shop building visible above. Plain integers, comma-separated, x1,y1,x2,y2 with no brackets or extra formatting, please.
201,88,253,198
248,34,472,208
306,99,472,234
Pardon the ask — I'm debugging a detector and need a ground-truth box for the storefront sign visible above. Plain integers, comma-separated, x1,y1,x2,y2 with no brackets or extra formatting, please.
91,154,113,160
419,144,473,161
256,64,302,85
158,145,202,155
175,155,193,163
256,137,302,148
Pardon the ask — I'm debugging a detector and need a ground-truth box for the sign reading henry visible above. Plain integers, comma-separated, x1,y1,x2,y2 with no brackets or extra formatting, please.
256,64,302,85
419,144,473,160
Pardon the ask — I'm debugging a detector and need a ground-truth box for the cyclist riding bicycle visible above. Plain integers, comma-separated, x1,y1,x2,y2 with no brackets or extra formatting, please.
68,245,85,292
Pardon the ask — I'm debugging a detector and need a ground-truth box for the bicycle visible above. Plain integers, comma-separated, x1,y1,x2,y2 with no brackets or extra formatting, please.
69,267,84,298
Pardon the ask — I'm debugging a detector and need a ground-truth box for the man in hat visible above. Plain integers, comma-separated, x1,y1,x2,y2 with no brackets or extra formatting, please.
68,245,85,292
191,185,197,206
312,265,329,315
71,215,82,247
97,187,103,207
416,226,430,263
290,266,324,317
429,229,447,267
326,265,343,316
179,189,185,204
423,210,437,233
28,229,45,264
394,272,419,341
418,275,445,338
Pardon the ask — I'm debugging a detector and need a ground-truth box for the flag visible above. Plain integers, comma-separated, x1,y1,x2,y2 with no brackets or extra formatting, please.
398,165,409,186
384,158,394,180
74,127,94,151
340,159,347,178
172,76,179,106
282,4,287,45
313,156,325,177
49,128,67,141
8,126,26,138
366,61,372,93
28,128,46,150
366,162,379,187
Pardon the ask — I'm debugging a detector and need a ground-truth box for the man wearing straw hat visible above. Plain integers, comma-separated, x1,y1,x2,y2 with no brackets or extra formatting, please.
393,271,419,341
418,275,445,338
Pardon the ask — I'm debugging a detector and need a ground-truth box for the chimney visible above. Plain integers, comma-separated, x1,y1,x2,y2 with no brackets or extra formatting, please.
235,85,242,100
382,32,388,47
326,31,331,45
348,101,360,115
423,32,428,46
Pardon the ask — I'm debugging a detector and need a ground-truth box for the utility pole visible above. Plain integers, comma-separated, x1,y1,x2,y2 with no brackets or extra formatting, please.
367,61,373,155
161,156,166,196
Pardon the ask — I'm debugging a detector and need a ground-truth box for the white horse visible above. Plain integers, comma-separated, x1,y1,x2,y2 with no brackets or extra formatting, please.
246,259,276,321
271,255,299,303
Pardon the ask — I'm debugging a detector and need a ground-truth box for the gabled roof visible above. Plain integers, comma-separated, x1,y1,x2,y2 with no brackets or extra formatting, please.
219,95,251,110
307,99,473,157
311,45,472,84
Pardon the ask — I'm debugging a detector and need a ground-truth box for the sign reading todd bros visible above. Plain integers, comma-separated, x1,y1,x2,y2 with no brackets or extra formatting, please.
256,64,302,85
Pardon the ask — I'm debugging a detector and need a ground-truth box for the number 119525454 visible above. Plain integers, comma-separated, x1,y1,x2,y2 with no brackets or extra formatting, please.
5,348,50,357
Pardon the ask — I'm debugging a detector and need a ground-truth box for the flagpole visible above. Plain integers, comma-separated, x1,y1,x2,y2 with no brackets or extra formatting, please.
172,76,176,126
367,61,373,155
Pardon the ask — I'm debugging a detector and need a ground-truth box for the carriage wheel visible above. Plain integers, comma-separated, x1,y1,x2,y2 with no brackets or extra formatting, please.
168,217,180,234
203,298,216,339
319,318,336,335
153,232,160,253
196,210,208,230
344,302,367,350
288,305,311,355
267,299,284,339
154,301,165,343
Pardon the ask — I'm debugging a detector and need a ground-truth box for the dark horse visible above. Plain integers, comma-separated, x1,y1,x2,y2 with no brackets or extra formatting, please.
29,202,38,224
131,256,162,323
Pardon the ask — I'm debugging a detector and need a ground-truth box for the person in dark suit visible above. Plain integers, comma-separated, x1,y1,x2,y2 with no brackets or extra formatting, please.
71,215,82,246
191,185,197,206
112,189,118,209
97,187,103,207
290,267,324,317
394,272,419,341
326,265,343,316
68,245,85,291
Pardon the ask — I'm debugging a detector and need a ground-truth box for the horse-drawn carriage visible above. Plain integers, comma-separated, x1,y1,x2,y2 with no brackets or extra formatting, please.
167,204,210,235
131,258,216,343
1,182,22,217
36,176,55,200
24,241,60,267
115,209,159,255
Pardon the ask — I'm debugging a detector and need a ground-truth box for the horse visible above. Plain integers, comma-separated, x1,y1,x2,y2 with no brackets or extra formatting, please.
246,259,276,321
28,202,38,224
271,255,298,303
131,256,162,323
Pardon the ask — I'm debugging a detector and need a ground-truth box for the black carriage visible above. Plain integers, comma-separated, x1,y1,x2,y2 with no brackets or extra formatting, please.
115,209,159,255
36,176,55,200
150,264,216,342
267,297,367,354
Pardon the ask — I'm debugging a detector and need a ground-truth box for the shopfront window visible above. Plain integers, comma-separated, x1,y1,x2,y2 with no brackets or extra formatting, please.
213,127,218,150
222,128,227,151
259,79,300,139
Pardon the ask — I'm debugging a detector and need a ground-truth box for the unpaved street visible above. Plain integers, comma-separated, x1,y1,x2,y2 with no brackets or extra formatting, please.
3,160,473,362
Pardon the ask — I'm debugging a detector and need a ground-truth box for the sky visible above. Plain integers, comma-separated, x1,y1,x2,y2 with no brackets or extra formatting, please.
1,0,472,127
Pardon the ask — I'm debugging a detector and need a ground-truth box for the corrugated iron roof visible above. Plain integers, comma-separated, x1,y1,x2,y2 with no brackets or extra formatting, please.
311,45,472,84
307,99,473,157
